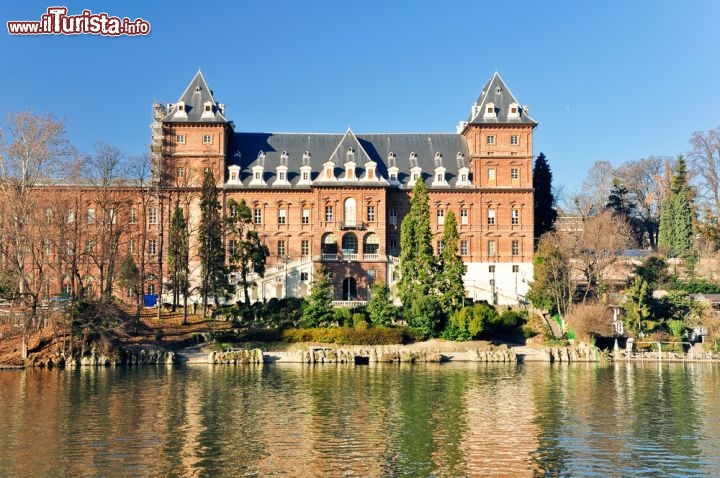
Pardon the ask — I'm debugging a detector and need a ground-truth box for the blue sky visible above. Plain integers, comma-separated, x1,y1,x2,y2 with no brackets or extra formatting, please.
2,1,719,192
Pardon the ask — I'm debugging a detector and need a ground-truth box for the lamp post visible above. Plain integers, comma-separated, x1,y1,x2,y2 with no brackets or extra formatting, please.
282,255,292,299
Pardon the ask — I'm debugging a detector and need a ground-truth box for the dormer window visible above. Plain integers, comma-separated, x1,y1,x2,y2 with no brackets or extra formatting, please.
390,173,397,181
279,171,286,181
302,171,309,181
205,105,211,112
254,172,261,180
484,102,497,119
508,102,520,119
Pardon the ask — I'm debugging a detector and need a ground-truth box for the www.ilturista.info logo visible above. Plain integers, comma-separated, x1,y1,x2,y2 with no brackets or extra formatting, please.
7,7,150,36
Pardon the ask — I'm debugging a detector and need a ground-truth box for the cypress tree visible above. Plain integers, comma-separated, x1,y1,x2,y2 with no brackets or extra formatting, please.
438,210,465,315
398,179,438,304
198,170,228,315
658,157,694,257
533,152,557,242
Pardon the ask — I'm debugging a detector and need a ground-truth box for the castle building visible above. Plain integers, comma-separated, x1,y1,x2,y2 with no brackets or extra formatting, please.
153,70,536,305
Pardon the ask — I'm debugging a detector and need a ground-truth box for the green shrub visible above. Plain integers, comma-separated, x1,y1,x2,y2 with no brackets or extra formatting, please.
352,313,368,330
334,308,353,327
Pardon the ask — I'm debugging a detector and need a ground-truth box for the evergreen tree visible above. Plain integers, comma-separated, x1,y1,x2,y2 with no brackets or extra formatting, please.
117,252,139,298
397,179,442,335
168,205,189,315
226,198,270,304
366,282,396,327
301,270,334,327
398,179,438,304
533,153,557,242
198,170,229,315
606,178,643,246
623,277,653,336
438,210,465,315
658,157,694,257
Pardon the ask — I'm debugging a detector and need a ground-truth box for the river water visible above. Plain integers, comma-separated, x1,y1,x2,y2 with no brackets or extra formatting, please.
0,361,718,477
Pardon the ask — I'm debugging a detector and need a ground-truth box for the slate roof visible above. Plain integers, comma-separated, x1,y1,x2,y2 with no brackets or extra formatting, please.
163,70,228,124
467,72,536,126
227,130,471,189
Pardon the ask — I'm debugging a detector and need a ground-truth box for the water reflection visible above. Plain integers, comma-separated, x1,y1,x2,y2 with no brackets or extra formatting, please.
0,362,719,477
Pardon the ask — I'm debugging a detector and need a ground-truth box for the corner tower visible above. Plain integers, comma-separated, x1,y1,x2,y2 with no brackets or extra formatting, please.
160,71,231,187
460,72,536,187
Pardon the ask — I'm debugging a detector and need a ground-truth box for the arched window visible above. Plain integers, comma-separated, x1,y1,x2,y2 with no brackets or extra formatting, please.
363,233,379,255
322,233,337,255
342,233,358,255
344,197,356,227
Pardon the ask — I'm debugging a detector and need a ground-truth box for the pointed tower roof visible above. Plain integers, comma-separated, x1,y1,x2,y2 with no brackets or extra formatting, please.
467,72,536,126
163,70,228,123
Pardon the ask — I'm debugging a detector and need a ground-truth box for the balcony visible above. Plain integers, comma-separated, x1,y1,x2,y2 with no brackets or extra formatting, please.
340,221,366,230
363,253,380,261
321,253,340,261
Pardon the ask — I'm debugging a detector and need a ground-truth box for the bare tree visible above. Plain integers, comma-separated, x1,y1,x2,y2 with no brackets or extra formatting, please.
0,112,73,356
567,210,634,302
615,156,666,249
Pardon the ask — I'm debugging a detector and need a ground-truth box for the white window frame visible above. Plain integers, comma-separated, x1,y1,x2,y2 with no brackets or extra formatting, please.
487,209,496,225
301,239,310,256
511,168,520,180
202,134,213,144
149,207,158,225
486,135,496,145
278,208,286,224
512,209,520,225
488,168,496,181
176,134,186,144
278,239,286,257
460,240,468,256
460,208,469,225
437,208,445,225
511,135,519,145
302,208,310,224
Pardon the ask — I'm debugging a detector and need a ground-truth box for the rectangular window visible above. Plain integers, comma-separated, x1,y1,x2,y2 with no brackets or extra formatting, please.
488,168,496,180
488,240,496,258
390,173,397,181
254,208,262,224
85,240,94,254
228,204,237,218
254,171,261,180
302,171,310,181
109,208,116,225
129,207,137,224
149,208,158,225
148,239,157,256
367,205,375,222
389,239,398,255
300,271,309,282
301,239,310,256
489,265,496,273
512,209,520,225
87,208,95,224
66,240,74,257
147,284,155,295
486,135,496,145
278,208,286,224
176,134,186,144
511,168,520,180
45,208,54,225
460,208,469,225
325,206,333,222
512,240,520,256
129,239,136,255
278,240,286,257
279,171,286,181
203,134,213,144
437,209,445,225
512,265,520,273
177,167,185,178
437,240,444,254
487,209,496,225
66,209,75,223
389,208,397,226
460,240,468,256
436,173,443,182
302,208,310,224
511,135,519,145
229,239,238,256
